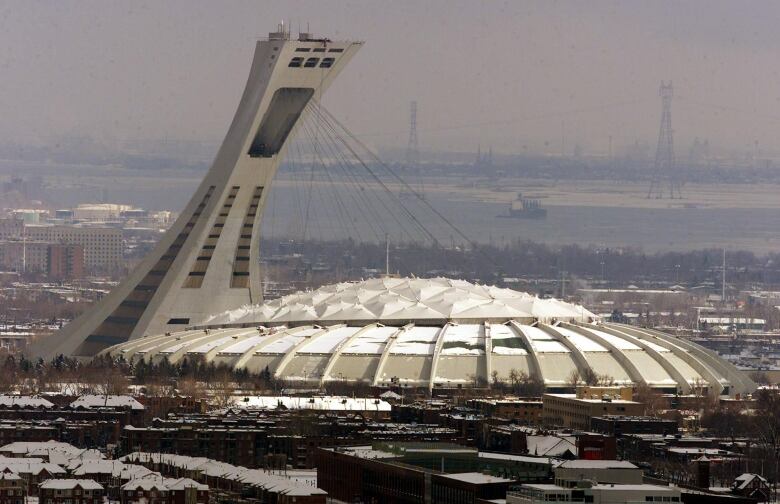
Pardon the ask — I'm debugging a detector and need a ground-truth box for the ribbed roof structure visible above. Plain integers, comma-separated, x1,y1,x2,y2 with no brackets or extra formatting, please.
101,277,755,396
203,277,595,326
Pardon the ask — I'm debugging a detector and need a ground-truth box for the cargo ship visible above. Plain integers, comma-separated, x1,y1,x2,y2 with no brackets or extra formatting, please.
498,192,547,219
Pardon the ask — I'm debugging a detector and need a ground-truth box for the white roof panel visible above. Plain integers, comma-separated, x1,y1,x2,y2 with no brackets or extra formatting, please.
443,324,483,343
521,325,555,341
441,324,484,355
642,339,671,353
157,334,213,354
490,324,515,340
586,328,642,350
218,334,270,355
392,326,440,355
187,334,239,354
554,326,607,352
259,328,319,354
532,340,569,353
342,325,397,354
298,326,361,354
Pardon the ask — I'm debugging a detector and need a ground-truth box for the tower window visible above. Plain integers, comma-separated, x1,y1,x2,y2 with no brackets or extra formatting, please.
304,57,320,68
295,47,310,52
288,57,304,68
320,58,335,68
248,88,314,157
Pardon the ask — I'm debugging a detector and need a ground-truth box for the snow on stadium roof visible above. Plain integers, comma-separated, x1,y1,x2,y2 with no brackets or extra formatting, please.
202,277,595,326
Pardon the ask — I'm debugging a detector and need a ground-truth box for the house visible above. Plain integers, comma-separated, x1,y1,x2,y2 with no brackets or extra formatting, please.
163,478,209,504
120,479,169,504
120,452,320,504
69,395,144,411
732,473,770,502
120,478,207,504
525,435,577,458
0,441,104,464
69,459,156,499
39,479,104,504
0,397,54,410
0,458,67,496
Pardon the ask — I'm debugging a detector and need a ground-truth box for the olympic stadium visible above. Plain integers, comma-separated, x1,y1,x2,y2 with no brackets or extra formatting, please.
35,30,754,398
100,277,755,395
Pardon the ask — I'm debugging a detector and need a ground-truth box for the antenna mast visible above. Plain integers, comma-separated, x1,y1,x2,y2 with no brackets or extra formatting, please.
647,81,680,199
722,249,726,302
405,101,424,198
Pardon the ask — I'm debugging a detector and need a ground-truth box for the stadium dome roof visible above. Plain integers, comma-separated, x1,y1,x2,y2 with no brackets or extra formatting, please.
102,277,755,396
203,277,596,326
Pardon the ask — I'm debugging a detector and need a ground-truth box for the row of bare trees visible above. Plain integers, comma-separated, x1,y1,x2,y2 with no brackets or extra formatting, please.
0,353,280,401
262,238,780,289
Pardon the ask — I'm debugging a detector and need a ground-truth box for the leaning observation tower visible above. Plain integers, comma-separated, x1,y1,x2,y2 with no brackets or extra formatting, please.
32,27,363,359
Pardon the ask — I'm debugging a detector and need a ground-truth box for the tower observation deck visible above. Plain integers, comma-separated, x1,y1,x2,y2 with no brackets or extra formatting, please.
33,29,362,359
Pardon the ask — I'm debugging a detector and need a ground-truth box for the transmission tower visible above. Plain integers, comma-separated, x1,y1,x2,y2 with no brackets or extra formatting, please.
405,101,424,198
647,81,680,199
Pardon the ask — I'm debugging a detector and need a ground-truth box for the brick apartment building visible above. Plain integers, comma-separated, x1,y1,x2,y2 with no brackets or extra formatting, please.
23,225,122,272
47,244,85,280
0,241,84,279
0,473,24,504
591,415,678,436
466,398,543,424
542,387,644,429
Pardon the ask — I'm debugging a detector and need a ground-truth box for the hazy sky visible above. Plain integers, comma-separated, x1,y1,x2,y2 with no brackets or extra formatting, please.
2,0,780,156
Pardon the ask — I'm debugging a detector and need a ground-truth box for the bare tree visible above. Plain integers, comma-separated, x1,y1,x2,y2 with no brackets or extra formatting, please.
208,371,237,409
634,383,664,416
567,369,581,388
581,367,600,386
508,369,519,390
93,368,129,396
750,371,770,385
752,390,780,502
176,377,206,401
597,374,616,386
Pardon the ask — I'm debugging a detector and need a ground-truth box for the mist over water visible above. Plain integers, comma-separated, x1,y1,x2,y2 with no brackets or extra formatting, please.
6,158,777,253
4,1,780,255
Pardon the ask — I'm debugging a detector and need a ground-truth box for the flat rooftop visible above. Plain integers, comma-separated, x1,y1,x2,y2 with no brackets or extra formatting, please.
438,472,513,485
557,460,637,469
545,393,640,404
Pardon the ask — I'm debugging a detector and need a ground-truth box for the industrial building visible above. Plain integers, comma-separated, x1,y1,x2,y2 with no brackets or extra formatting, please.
316,443,550,504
